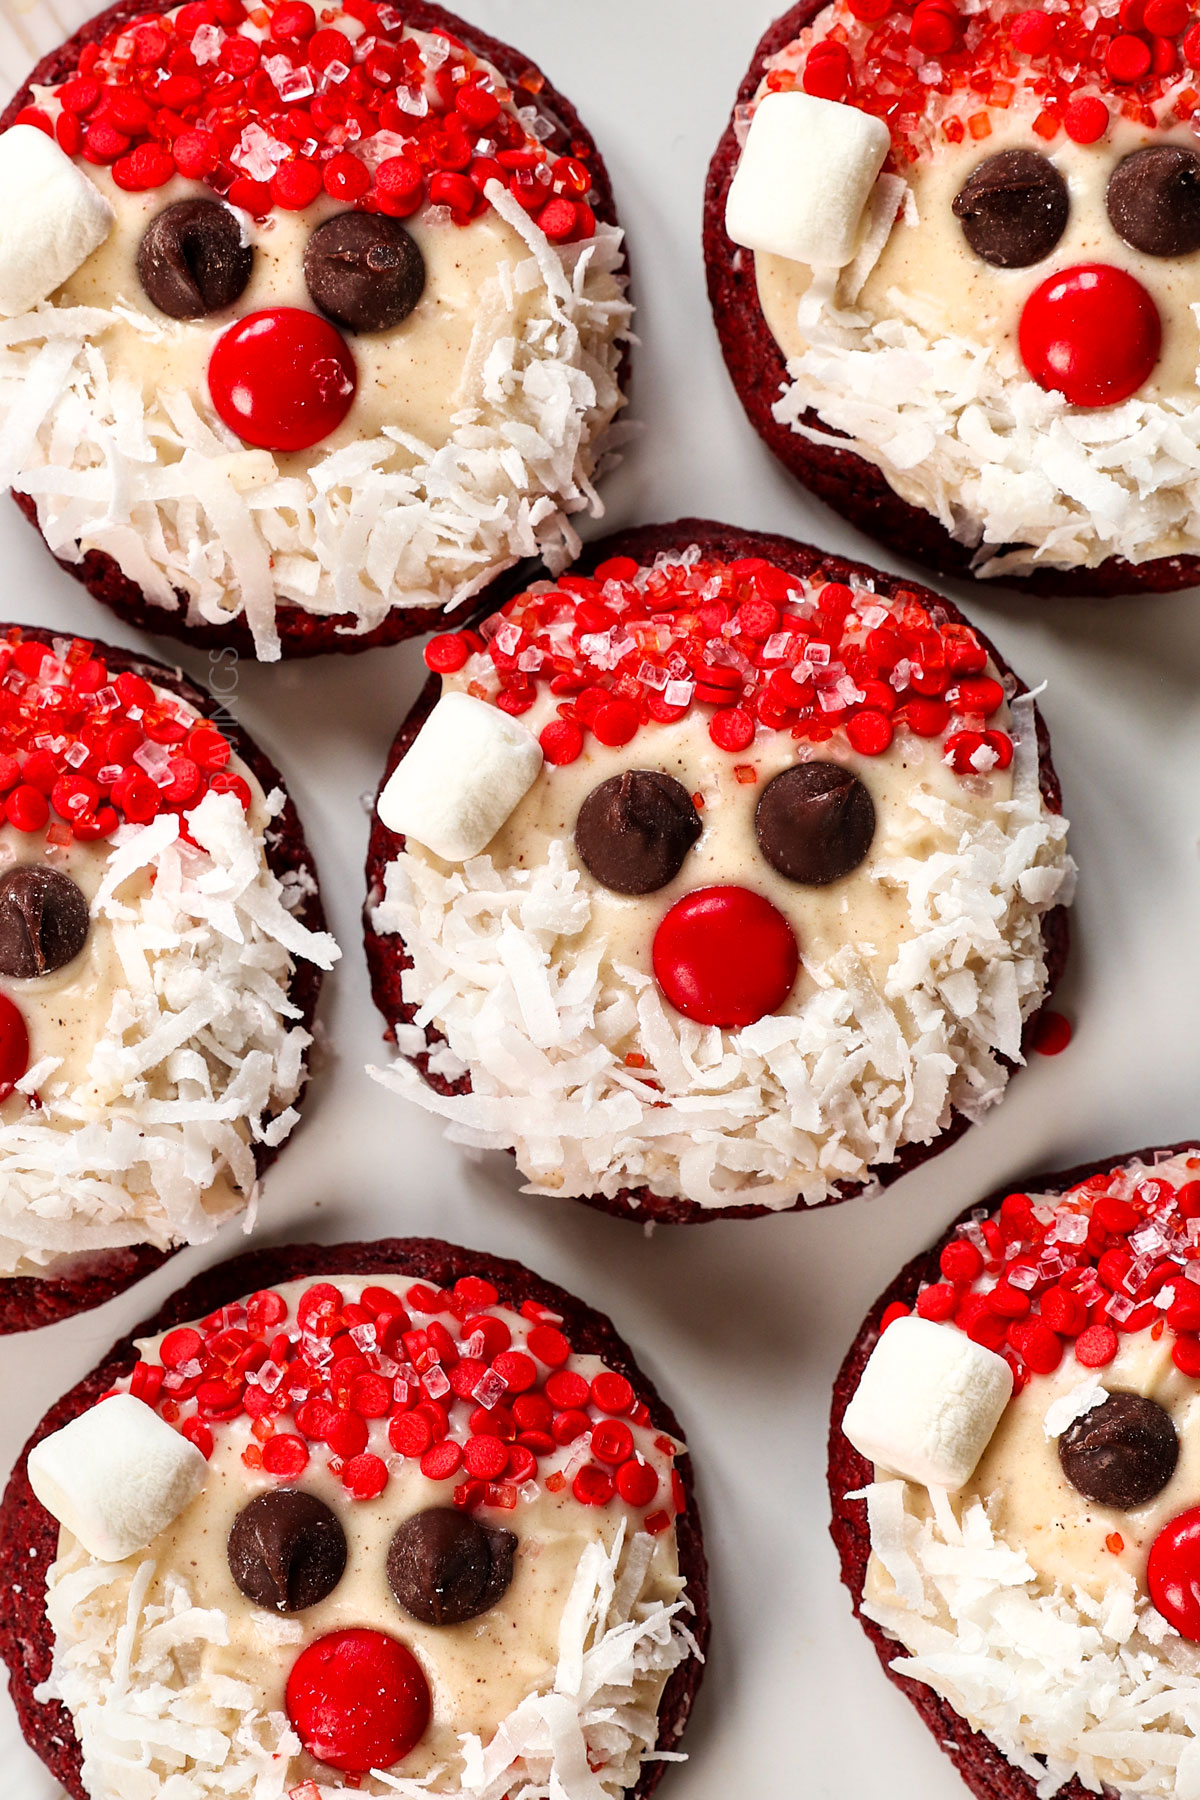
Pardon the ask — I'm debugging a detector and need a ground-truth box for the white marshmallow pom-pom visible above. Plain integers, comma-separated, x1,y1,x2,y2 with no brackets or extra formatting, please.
28,1393,208,1562
842,1314,1013,1493
725,90,890,268
378,690,544,862
0,126,114,316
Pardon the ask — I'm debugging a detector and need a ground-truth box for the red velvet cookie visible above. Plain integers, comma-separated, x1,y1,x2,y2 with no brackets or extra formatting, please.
364,519,1072,1225
704,0,1200,595
0,624,336,1333
0,1236,707,1800
0,0,629,659
830,1142,1200,1800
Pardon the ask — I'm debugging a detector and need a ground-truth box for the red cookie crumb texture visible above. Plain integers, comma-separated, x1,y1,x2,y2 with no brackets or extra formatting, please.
0,1236,708,1800
703,0,1200,598
0,0,622,659
0,624,328,1337
828,1140,1200,1800
363,519,1070,1227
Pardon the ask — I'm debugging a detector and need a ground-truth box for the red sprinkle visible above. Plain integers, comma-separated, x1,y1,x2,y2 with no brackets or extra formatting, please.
1032,1011,1072,1056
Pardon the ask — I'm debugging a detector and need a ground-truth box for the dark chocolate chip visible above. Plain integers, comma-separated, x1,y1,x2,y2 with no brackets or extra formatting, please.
227,1489,347,1612
1058,1391,1179,1509
1107,146,1200,258
136,200,253,319
952,150,1069,268
0,866,89,978
575,771,701,896
755,762,875,886
303,213,426,333
388,1507,516,1626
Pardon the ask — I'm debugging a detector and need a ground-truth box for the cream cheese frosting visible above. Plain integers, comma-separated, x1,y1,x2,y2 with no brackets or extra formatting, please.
853,1152,1200,1799
739,0,1200,574
34,1272,696,1800
369,548,1072,1210
3,13,630,658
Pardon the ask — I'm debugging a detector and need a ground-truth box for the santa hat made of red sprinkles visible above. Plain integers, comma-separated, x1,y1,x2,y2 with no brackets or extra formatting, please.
423,551,1015,776
880,1156,1200,1393
13,0,601,238
0,632,245,845
118,1275,685,1526
777,0,1200,158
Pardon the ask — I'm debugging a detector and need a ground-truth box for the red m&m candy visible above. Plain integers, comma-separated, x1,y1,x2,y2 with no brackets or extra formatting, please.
1018,264,1160,408
652,886,799,1028
1148,1508,1200,1640
208,309,357,452
285,1629,430,1771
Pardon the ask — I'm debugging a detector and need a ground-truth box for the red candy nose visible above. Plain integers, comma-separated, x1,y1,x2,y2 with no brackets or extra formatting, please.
285,1628,431,1773
1018,263,1160,408
1148,1507,1200,1640
652,885,799,1028
0,993,29,1098
208,307,357,452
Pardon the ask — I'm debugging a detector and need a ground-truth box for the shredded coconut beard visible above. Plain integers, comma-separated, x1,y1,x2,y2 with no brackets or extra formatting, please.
0,186,629,661
772,244,1200,578
37,1521,695,1800
0,788,338,1278
369,694,1072,1210
859,1477,1200,1799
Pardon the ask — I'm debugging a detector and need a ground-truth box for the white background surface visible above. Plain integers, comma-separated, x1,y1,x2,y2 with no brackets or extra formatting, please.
0,1,1196,1794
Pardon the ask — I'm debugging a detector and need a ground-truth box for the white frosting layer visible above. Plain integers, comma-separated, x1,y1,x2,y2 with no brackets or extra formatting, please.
0,783,338,1277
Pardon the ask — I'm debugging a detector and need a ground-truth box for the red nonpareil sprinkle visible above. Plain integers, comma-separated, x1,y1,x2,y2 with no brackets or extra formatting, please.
1075,1323,1119,1368
262,1434,309,1479
526,1324,570,1367
1032,1011,1072,1056
39,4,600,233
591,1371,634,1415
781,0,1198,159
433,556,1009,768
879,1301,911,1331
342,1452,388,1500
573,1463,615,1506
616,1457,659,1506
420,1439,464,1481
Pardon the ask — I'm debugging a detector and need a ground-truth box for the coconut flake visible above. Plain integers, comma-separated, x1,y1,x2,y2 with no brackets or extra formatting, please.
1,205,630,658
368,742,1071,1207
0,790,337,1277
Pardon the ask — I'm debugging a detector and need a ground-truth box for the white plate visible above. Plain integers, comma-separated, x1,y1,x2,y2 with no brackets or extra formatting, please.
0,2,1196,1795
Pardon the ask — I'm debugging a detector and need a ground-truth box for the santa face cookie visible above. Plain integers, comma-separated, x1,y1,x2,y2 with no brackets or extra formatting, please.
831,1145,1200,1800
0,0,629,660
707,0,1200,593
364,521,1072,1223
1,1241,705,1800
0,627,337,1331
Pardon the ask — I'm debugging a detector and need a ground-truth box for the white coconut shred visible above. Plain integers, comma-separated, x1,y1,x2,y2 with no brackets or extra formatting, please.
37,1521,696,1800
774,275,1200,578
0,193,630,661
0,788,339,1278
368,694,1072,1210
859,1477,1200,1799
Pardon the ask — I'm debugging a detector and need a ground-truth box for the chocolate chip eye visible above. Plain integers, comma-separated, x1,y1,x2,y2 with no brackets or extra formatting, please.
227,1489,347,1612
303,212,426,333
755,762,875,886
1107,146,1200,257
388,1507,516,1626
952,150,1069,268
136,199,253,319
1058,1391,1179,1510
0,866,89,978
575,771,702,896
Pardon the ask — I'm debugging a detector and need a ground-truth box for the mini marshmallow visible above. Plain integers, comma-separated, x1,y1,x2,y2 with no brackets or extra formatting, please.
725,90,891,269
0,125,115,316
842,1315,1013,1493
27,1393,208,1562
379,690,543,861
